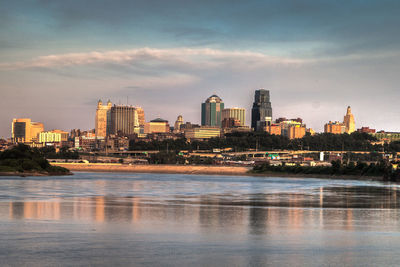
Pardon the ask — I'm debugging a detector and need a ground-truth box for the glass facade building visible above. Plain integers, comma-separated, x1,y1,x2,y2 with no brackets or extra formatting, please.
251,89,272,130
201,95,224,127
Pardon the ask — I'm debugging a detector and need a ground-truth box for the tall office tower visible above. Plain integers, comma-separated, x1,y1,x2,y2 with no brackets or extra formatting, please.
11,118,44,143
201,95,224,127
221,107,246,126
110,105,140,136
343,106,356,134
251,89,272,131
135,107,145,127
174,115,183,133
95,100,112,138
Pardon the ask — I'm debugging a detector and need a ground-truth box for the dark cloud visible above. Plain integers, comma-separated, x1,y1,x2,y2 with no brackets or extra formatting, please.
2,0,400,56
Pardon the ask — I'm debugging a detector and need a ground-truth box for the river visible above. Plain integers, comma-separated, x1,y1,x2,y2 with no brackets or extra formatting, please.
1,172,400,266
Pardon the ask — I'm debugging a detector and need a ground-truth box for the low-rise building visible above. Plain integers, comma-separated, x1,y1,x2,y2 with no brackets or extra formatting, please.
38,130,69,144
373,131,400,142
357,127,376,134
144,118,170,134
185,127,221,140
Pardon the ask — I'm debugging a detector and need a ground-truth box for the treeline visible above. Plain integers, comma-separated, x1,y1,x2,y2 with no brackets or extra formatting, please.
0,144,70,174
253,160,390,177
148,151,213,165
130,132,395,152
38,146,79,159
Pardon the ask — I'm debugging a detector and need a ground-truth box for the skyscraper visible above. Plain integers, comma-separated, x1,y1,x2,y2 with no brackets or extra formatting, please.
11,118,44,143
343,106,356,133
95,100,112,138
251,89,272,130
174,115,183,133
221,108,246,126
201,95,224,127
110,105,140,136
135,107,145,127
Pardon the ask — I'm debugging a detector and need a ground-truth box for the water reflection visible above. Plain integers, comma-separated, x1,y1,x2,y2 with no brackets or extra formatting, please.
4,186,400,231
2,174,400,266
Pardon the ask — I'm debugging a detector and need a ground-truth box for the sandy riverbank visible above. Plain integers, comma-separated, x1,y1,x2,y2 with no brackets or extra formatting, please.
52,163,252,176
50,163,384,181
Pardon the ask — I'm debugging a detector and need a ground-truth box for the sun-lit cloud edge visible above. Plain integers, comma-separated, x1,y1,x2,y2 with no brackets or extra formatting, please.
0,47,309,71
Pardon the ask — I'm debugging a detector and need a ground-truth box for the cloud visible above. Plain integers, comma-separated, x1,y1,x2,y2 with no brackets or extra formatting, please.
0,47,305,71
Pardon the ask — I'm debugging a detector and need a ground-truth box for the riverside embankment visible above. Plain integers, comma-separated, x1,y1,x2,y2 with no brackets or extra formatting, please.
50,162,384,181
51,163,252,176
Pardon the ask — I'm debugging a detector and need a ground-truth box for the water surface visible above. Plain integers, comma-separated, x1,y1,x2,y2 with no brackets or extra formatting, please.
1,172,400,266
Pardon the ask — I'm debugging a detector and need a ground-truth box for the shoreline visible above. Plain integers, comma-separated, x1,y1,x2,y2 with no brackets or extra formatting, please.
51,163,384,181
52,163,252,176
0,171,72,177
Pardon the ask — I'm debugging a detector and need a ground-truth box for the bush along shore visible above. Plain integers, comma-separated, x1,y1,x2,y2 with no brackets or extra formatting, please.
0,144,71,176
252,160,400,181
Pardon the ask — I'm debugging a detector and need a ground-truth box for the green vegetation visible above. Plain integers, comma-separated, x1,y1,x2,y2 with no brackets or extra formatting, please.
130,132,393,152
0,144,70,175
148,151,214,165
38,146,79,159
252,160,391,177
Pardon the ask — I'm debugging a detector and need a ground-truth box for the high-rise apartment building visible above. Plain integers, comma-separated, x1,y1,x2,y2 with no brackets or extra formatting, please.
110,105,140,136
221,108,245,126
251,89,272,131
324,121,346,134
95,100,112,138
136,107,145,127
343,106,356,133
278,119,306,139
201,95,224,127
11,118,44,143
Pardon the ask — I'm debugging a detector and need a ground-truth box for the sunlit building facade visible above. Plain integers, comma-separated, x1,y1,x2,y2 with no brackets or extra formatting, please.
174,115,184,133
11,118,44,143
343,106,356,133
221,107,245,126
38,130,69,144
95,100,112,138
324,121,346,134
144,118,170,134
201,95,224,127
185,127,221,140
110,105,140,136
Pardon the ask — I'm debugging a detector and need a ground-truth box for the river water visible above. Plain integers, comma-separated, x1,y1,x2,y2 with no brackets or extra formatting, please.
1,172,400,266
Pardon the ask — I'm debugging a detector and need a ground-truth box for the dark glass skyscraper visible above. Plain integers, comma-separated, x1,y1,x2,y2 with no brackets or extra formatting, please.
251,89,272,130
201,95,224,127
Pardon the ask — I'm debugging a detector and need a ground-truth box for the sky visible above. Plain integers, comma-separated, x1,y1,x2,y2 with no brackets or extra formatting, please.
1,0,400,138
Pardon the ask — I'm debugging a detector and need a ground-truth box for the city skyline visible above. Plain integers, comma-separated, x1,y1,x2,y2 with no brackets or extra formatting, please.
1,91,394,138
1,0,400,138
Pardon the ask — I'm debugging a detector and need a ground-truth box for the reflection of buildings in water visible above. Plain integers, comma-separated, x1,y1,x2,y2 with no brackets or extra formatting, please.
73,197,93,221
95,196,105,222
319,187,324,226
319,187,324,207
248,205,269,235
132,197,140,222
198,196,246,234
9,200,61,220
345,209,353,230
